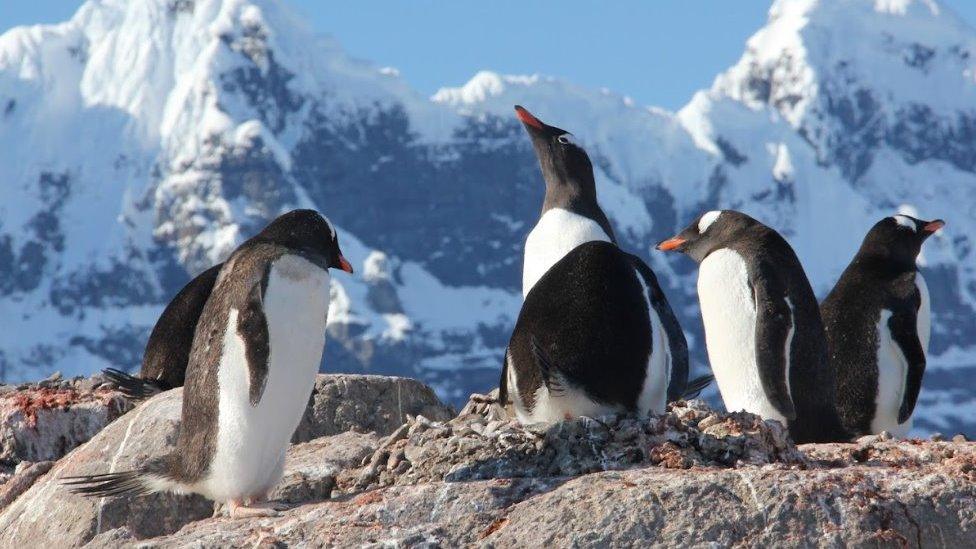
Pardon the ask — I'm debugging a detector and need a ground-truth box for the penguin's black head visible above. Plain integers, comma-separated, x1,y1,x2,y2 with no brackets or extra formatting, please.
858,214,945,269
514,105,596,200
254,209,354,274
656,210,759,263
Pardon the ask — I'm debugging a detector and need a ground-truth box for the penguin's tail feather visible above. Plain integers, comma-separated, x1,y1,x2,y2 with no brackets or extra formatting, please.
102,368,167,400
61,468,177,498
530,336,565,396
681,374,715,400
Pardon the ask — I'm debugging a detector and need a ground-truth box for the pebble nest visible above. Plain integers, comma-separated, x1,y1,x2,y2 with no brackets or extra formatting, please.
340,396,807,492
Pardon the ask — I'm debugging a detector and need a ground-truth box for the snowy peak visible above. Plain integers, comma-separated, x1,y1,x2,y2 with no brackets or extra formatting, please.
714,0,976,125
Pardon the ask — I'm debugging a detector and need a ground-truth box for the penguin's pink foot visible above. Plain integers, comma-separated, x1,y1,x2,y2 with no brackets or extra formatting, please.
246,494,289,511
226,499,280,518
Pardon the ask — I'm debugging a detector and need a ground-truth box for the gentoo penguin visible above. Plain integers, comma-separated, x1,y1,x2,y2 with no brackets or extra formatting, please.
104,263,222,399
501,241,675,422
821,214,945,437
64,209,353,517
512,105,702,404
657,210,848,443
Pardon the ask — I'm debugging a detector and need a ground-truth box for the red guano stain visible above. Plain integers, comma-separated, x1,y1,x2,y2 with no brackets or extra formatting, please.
6,387,120,429
10,388,81,428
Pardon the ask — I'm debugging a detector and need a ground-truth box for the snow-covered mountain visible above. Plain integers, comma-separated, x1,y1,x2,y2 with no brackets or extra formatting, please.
1,0,973,434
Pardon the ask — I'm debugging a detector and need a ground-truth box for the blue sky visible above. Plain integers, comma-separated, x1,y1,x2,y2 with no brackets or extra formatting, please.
3,1,976,110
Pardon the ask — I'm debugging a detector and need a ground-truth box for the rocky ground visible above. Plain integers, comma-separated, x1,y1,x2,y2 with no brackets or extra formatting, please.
0,374,972,547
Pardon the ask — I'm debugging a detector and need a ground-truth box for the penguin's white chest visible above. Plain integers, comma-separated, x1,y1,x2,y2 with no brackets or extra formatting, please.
206,255,330,502
522,208,611,297
871,274,928,436
873,310,909,436
698,249,788,424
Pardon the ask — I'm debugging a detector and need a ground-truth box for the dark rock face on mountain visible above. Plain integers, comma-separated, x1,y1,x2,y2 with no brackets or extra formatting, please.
1,0,974,435
0,375,972,547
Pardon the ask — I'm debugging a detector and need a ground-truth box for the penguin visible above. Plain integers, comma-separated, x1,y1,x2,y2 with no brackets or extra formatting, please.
64,209,354,517
512,105,702,404
104,263,222,400
657,210,849,443
500,241,675,422
820,214,945,437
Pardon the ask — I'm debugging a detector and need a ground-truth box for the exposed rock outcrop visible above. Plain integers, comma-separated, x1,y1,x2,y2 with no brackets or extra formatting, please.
0,374,132,468
0,376,973,547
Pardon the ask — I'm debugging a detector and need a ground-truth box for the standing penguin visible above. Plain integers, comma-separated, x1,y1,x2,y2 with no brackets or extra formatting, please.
104,263,222,399
821,214,945,437
64,209,353,517
657,210,848,443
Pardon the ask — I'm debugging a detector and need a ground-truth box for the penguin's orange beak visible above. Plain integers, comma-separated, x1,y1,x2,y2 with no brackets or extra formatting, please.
656,237,686,252
923,219,945,233
514,105,544,130
338,255,354,274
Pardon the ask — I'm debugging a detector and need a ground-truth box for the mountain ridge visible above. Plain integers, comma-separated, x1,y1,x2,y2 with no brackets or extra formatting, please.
1,0,973,433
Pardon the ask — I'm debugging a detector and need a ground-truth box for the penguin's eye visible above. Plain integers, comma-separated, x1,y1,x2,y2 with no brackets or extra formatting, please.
557,134,577,146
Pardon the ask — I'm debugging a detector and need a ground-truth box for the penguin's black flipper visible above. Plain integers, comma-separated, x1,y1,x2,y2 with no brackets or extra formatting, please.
628,255,690,402
498,349,509,406
102,368,168,400
237,268,271,406
530,336,565,396
752,267,798,421
681,374,715,400
888,308,926,424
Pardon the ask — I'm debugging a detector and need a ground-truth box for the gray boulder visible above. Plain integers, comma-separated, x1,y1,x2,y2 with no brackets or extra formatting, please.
292,374,455,442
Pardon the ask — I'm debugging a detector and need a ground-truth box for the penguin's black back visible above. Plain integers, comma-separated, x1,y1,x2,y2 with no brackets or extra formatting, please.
821,254,921,435
140,263,222,389
730,224,849,443
505,241,652,412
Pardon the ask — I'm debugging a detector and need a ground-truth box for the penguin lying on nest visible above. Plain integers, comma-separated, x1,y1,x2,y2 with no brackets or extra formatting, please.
500,106,710,424
821,214,944,437
64,209,354,518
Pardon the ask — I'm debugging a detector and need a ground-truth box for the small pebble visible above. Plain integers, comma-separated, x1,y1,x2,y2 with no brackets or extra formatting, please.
14,461,34,474
698,415,722,430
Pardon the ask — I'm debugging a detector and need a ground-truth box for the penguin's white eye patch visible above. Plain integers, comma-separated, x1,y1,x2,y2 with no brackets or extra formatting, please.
698,210,722,234
892,215,917,232
322,215,337,238
557,133,578,146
